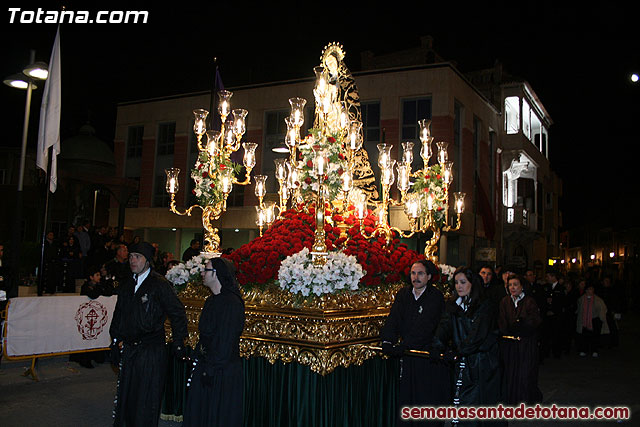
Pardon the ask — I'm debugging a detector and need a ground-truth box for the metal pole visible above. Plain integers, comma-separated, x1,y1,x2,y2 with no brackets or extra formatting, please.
37,146,53,296
9,50,36,299
17,50,36,192
92,189,98,225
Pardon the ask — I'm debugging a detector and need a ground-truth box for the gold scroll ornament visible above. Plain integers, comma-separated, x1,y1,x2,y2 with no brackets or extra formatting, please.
168,281,403,375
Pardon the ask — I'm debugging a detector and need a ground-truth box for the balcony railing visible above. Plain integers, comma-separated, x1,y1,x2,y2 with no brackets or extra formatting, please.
505,205,528,227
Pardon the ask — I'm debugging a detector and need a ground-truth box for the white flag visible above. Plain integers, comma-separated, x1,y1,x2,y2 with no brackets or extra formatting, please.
36,26,61,193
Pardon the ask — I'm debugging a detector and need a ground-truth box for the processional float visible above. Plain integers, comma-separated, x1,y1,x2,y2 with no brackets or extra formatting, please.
163,43,465,375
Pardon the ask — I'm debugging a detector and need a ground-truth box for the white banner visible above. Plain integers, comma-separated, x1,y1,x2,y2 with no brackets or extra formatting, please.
3,296,117,357
36,25,61,192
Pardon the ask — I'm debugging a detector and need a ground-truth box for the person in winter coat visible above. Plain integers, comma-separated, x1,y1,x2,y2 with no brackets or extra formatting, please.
576,282,609,357
435,266,501,426
498,274,543,404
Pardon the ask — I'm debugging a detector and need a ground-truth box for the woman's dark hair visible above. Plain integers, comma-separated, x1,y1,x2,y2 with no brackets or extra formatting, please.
452,266,483,302
209,257,243,302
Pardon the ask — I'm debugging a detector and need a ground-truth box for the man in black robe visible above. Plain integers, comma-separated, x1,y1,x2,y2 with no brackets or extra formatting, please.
380,260,450,426
109,241,187,427
104,243,130,288
182,239,201,262
540,270,566,359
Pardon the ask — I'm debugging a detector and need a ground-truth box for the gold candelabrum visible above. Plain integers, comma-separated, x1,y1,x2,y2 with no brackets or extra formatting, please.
256,57,465,263
164,90,257,254
355,119,466,262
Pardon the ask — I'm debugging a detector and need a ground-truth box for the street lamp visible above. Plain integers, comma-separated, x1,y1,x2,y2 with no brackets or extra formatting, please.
4,50,48,297
3,51,48,192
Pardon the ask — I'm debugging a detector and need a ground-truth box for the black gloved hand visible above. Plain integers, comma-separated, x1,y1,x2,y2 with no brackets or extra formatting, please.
391,344,407,357
201,369,215,386
442,350,458,363
172,342,187,360
109,341,121,365
510,318,523,334
381,342,394,356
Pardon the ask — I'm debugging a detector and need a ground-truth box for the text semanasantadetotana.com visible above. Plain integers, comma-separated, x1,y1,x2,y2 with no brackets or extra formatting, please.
401,404,631,421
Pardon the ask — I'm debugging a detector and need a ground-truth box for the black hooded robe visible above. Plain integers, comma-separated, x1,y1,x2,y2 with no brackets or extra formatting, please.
183,262,245,427
498,295,543,404
109,270,187,427
380,285,451,426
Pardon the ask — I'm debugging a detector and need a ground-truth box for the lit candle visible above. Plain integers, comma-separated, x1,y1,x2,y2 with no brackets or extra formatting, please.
378,208,386,225
254,175,267,198
454,192,465,214
222,175,232,193
356,201,366,220
342,171,352,193
256,207,265,227
164,168,180,194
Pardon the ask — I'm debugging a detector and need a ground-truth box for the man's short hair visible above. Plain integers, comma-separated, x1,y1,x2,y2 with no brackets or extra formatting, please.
411,259,438,276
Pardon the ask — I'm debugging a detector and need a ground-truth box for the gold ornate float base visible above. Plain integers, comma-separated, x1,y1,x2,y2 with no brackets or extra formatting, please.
172,282,402,375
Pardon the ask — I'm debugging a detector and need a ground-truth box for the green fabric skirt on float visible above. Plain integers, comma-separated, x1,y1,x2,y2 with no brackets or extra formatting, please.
161,349,399,427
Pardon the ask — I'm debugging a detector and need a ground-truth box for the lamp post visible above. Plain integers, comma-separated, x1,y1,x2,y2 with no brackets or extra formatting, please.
4,50,48,297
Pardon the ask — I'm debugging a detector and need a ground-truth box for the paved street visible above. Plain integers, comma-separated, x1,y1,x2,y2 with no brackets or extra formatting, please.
1,312,638,426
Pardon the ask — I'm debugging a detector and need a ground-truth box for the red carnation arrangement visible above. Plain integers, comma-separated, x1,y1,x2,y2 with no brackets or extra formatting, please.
225,208,425,290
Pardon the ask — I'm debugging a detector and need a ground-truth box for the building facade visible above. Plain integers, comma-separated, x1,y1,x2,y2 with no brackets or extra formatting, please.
110,41,562,269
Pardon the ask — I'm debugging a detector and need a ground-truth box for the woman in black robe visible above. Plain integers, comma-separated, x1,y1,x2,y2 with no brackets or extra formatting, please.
434,267,501,426
498,274,542,404
183,256,245,427
498,275,542,405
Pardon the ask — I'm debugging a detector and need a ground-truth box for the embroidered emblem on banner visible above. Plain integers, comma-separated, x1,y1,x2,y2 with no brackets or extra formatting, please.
75,300,109,340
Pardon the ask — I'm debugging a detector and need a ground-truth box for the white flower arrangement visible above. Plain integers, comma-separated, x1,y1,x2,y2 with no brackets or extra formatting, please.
298,128,348,201
438,264,457,282
277,247,365,297
166,253,217,287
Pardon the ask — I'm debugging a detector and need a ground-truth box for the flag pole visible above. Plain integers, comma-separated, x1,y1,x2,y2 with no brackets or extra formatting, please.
35,25,61,295
209,57,218,129
37,146,53,296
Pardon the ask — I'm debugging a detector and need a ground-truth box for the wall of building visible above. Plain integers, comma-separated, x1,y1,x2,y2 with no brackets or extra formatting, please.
110,62,558,267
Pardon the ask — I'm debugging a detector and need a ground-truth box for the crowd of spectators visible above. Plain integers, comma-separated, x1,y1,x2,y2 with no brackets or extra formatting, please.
475,265,626,361
41,221,178,294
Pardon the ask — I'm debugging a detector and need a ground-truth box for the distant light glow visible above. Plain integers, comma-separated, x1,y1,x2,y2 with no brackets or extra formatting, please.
632,73,639,83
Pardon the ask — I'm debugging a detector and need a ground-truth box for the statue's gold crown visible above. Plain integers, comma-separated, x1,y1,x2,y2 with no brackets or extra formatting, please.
321,42,345,63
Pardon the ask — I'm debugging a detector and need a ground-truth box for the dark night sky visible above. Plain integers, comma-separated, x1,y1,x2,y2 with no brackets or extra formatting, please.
2,4,638,231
